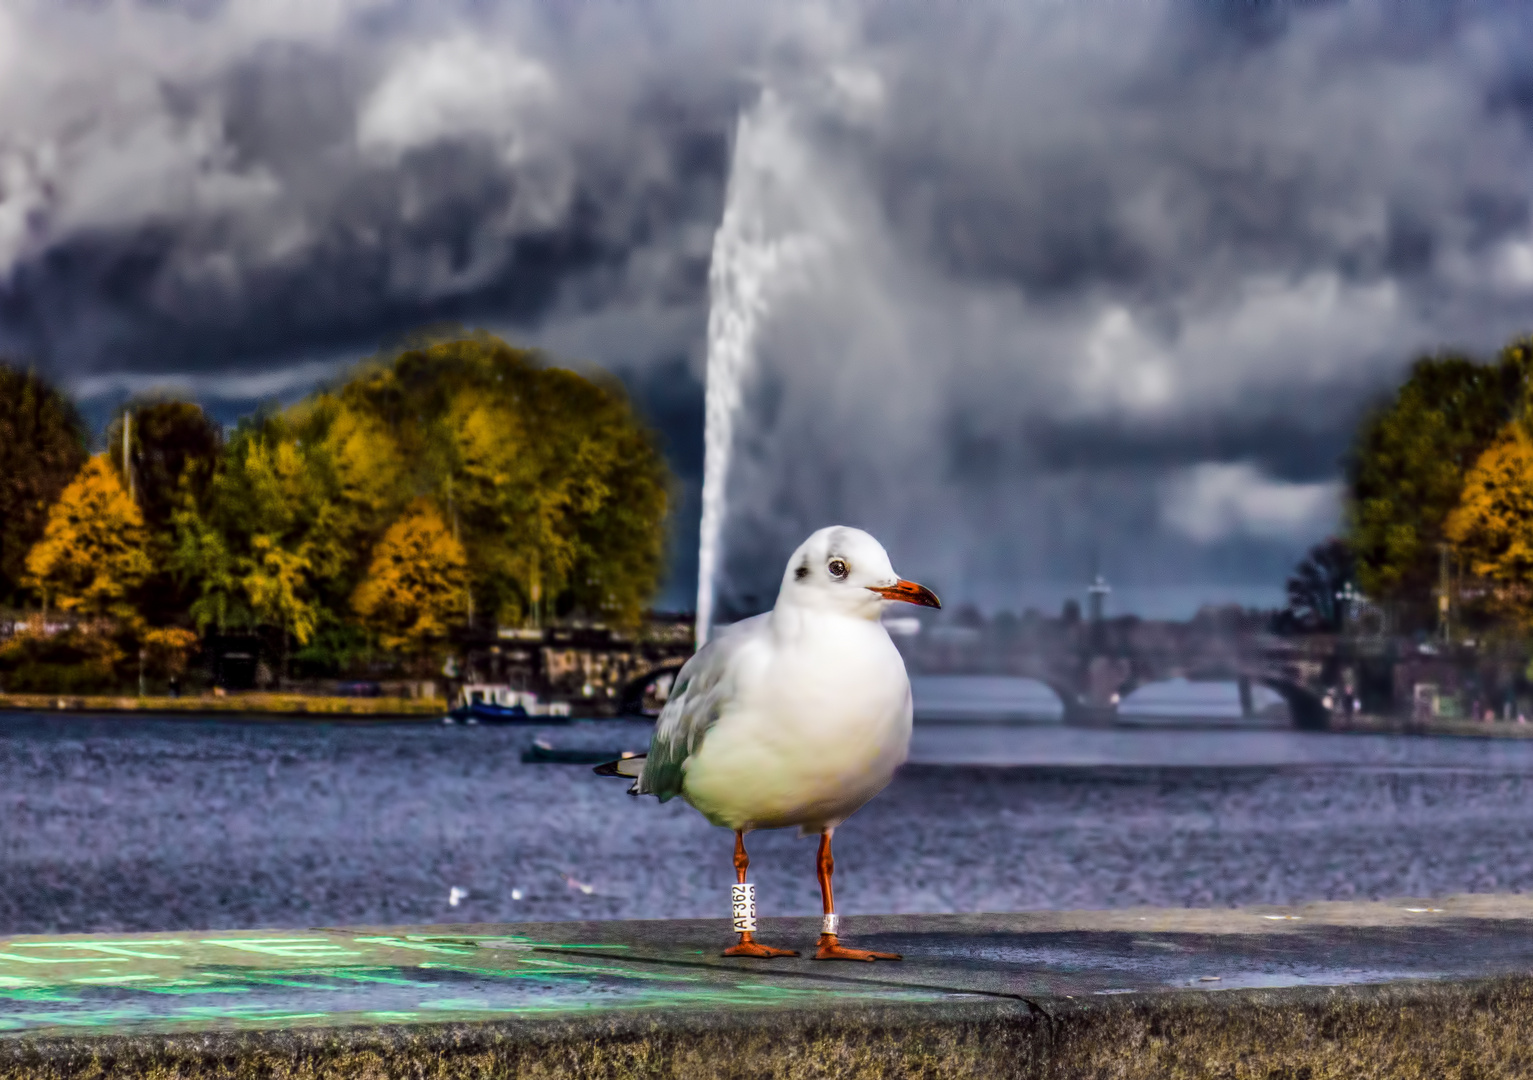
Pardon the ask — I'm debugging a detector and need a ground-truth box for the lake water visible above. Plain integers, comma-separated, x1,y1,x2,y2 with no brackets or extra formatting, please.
911,674,1290,725
909,725,1533,768
5,699,1533,935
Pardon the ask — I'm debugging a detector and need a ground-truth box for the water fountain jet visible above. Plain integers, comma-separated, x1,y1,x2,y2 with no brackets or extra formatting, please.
695,92,823,647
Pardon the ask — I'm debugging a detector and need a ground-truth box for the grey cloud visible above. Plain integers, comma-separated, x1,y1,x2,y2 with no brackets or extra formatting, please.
4,0,1533,614
0,1,744,379
707,0,1533,614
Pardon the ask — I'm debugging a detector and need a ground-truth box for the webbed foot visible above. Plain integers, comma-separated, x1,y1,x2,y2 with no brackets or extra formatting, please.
723,936,799,958
813,934,901,961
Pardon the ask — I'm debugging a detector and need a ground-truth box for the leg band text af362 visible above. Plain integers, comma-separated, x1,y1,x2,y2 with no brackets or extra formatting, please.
731,883,756,933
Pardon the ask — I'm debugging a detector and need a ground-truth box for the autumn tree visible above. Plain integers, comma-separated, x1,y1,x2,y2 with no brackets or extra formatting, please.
0,364,88,603
174,417,327,676
170,331,672,672
352,500,469,669
1348,340,1533,628
345,333,670,629
25,456,152,619
142,627,200,682
173,400,411,664
1445,423,1533,628
0,615,127,693
244,534,317,653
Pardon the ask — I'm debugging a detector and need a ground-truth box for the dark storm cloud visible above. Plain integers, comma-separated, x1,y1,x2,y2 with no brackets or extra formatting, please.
0,1,749,383
4,0,1533,611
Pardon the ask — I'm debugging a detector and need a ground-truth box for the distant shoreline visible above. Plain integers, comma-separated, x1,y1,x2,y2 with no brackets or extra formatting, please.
0,692,446,718
1328,713,1533,740
11,692,1533,739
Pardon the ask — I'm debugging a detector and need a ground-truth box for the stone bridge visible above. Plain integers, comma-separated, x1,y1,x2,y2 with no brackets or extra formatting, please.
608,620,1344,728
1004,647,1333,729
891,613,1399,730
467,612,1485,730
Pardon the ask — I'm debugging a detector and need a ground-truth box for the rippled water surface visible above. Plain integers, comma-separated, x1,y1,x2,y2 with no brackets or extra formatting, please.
5,710,1533,935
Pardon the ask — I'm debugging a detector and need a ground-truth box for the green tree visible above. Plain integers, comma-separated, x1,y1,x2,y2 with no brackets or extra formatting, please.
25,455,153,619
172,511,247,633
244,533,317,651
341,332,670,629
194,417,331,670
106,400,224,624
1282,537,1355,633
561,385,670,628
172,331,673,669
0,364,88,603
106,400,223,535
352,499,469,669
1347,340,1533,628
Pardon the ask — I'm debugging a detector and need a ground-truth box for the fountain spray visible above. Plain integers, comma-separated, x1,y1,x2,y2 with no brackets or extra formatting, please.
695,93,823,648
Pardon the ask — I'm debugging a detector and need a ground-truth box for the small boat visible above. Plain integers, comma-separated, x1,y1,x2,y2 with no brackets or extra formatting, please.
448,684,573,725
522,741,638,764
451,701,543,725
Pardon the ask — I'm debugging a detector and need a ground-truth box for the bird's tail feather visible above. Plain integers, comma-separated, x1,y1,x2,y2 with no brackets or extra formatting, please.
593,754,646,780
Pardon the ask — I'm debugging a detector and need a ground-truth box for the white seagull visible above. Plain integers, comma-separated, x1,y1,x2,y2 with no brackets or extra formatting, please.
598,526,940,961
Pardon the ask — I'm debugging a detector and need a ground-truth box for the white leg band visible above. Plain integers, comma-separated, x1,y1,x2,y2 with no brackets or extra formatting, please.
821,913,839,936
731,883,756,933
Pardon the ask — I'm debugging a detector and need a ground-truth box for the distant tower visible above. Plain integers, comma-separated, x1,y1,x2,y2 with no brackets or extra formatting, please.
1087,573,1111,624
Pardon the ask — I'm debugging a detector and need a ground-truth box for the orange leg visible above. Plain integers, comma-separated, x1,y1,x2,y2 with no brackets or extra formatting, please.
813,830,901,961
722,830,798,958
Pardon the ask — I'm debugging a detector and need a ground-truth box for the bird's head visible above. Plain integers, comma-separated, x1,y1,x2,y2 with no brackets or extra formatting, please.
776,526,941,620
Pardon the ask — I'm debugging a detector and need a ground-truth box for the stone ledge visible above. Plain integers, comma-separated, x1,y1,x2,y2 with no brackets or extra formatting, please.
7,897,1533,1078
8,981,1533,1079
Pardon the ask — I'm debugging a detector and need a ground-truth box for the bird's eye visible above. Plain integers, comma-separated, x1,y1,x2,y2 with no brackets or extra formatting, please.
828,559,848,580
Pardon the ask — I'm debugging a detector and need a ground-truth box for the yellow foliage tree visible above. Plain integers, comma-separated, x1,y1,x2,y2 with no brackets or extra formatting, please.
438,350,668,628
25,455,152,619
1445,422,1533,626
244,534,317,647
352,500,469,668
142,626,199,680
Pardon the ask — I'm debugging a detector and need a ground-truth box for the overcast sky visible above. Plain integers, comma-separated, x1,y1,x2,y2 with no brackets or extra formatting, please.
5,0,1533,616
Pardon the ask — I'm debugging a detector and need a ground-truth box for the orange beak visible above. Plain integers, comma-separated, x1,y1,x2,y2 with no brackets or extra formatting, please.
867,579,942,609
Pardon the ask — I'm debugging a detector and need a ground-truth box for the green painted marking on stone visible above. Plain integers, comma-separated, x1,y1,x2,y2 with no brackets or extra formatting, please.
206,965,442,987
200,938,365,959
284,967,435,987
0,988,79,1004
352,936,480,955
0,925,966,1039
3,942,186,959
3,1008,157,1027
133,983,252,997
419,957,683,983
173,1006,333,1022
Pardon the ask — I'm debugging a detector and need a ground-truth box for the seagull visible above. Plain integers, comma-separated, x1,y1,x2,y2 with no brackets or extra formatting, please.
597,526,940,961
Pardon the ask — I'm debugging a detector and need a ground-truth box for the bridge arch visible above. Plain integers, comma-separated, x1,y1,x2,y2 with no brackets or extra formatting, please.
908,675,1072,722
1255,675,1330,731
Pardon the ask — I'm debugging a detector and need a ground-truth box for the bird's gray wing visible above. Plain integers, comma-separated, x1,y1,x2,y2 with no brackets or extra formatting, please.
633,615,765,802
